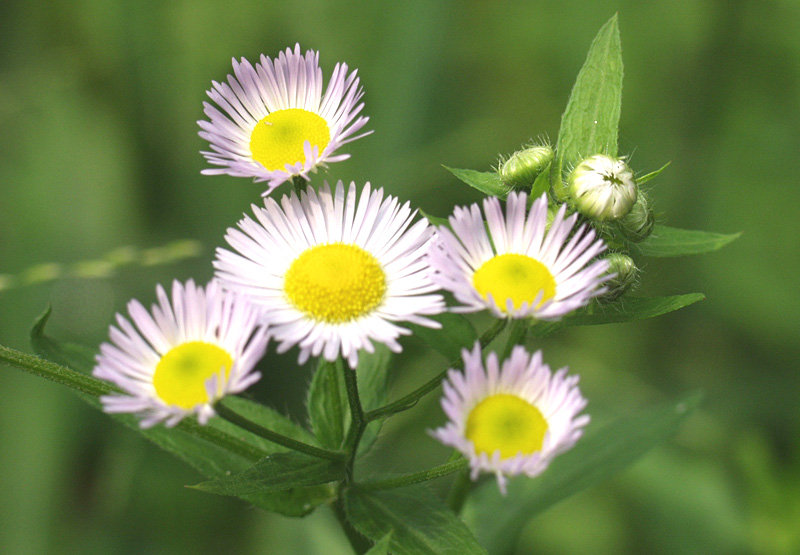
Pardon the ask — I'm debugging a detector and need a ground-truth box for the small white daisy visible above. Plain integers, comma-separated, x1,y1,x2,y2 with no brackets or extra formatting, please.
429,192,609,319
431,342,589,494
198,44,371,195
93,280,268,428
214,181,445,368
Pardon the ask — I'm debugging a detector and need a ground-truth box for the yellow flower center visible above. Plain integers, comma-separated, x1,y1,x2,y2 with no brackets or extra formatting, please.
153,342,233,409
465,393,548,458
249,108,330,171
284,243,387,323
472,253,556,311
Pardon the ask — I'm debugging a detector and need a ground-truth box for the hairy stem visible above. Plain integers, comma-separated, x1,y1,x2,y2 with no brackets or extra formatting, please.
215,399,344,461
365,318,509,422
342,360,367,482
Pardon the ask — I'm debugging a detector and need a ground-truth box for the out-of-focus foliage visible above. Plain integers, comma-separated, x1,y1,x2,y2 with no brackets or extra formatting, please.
1,1,798,554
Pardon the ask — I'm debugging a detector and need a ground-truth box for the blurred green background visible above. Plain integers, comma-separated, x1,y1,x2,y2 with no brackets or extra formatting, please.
1,0,798,553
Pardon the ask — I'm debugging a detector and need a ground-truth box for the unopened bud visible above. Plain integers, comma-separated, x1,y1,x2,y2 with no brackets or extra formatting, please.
568,155,637,222
499,145,553,190
599,252,638,302
617,191,654,243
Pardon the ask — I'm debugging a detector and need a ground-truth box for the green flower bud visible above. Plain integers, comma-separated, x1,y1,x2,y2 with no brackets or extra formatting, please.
499,145,553,190
568,154,637,222
599,252,638,302
617,191,654,243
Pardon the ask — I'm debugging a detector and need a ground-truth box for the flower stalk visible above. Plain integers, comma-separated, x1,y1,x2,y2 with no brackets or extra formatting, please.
215,399,344,461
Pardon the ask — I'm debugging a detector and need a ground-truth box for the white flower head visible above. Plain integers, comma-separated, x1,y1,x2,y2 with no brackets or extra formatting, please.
214,181,446,368
93,280,268,428
428,192,609,320
431,342,589,494
198,44,371,196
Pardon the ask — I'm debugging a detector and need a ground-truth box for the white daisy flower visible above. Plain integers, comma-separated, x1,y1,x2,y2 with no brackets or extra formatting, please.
429,192,609,320
214,181,445,368
93,280,268,428
198,44,371,196
431,342,589,494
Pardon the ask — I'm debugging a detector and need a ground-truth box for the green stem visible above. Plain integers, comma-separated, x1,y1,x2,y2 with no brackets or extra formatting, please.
446,468,473,514
290,176,306,195
177,418,266,462
215,399,344,462
501,318,529,360
342,360,366,482
0,343,113,397
360,457,469,492
333,490,372,554
0,343,269,462
365,318,509,422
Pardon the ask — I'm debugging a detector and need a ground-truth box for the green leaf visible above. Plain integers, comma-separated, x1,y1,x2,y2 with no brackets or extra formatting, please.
30,306,99,374
356,345,393,453
407,312,478,361
243,485,336,517
344,485,487,555
633,225,741,257
463,391,703,554
23,308,331,517
443,166,510,198
192,451,345,496
530,293,706,337
308,358,349,450
555,14,623,191
218,395,319,452
364,533,393,555
419,209,450,228
530,162,552,198
636,161,671,185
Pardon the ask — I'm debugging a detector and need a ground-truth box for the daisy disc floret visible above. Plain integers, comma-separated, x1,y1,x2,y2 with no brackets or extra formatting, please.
214,181,446,368
198,44,371,196
93,280,268,428
431,342,589,494
429,192,609,319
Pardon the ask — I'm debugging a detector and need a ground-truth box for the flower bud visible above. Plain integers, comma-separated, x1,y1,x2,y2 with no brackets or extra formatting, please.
499,145,553,190
617,191,654,243
568,154,637,222
598,252,638,302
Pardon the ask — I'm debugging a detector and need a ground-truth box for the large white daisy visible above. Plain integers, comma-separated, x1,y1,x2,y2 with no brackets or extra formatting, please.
198,44,371,195
93,280,268,428
431,342,589,494
429,192,609,319
214,181,445,368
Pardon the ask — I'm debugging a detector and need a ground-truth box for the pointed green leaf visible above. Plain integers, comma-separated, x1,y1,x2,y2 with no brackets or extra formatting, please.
419,209,450,228
636,161,671,185
407,312,478,361
365,533,393,555
344,485,487,555
463,391,703,554
308,358,349,449
30,306,98,374
443,166,510,198
633,225,741,257
530,293,706,337
555,14,623,188
357,345,393,453
530,162,552,198
192,451,344,496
